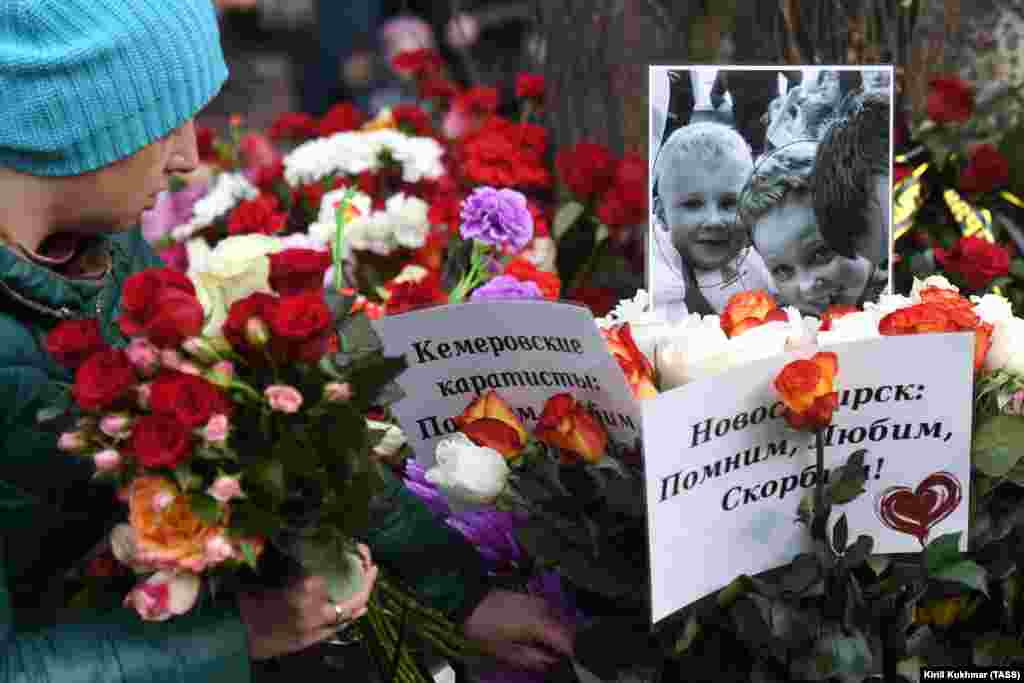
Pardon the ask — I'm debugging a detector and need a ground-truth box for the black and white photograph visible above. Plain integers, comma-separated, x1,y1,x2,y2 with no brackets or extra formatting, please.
648,66,894,323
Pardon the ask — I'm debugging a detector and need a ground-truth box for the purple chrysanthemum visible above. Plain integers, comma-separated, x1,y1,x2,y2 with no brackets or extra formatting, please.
459,187,534,252
469,276,543,301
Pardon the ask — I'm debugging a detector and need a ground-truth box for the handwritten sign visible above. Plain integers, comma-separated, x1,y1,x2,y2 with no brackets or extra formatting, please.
371,301,640,464
644,333,974,624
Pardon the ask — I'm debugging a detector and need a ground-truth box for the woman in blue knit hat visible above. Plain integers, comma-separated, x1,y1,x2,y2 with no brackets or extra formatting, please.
0,0,573,679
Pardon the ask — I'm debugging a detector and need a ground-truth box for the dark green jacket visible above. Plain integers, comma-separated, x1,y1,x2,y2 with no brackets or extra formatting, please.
0,229,489,681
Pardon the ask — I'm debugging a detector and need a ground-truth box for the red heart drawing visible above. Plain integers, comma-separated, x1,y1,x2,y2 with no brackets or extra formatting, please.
875,472,962,545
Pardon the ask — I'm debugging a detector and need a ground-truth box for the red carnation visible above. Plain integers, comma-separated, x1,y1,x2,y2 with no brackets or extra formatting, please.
418,78,460,100
927,76,974,124
252,159,285,194
46,319,109,370
959,144,1010,194
392,104,434,136
227,195,287,236
504,259,560,300
515,73,546,101
269,112,319,142
455,86,499,116
934,236,1010,290
385,272,447,315
556,142,618,200
130,414,193,469
392,49,444,77
150,372,232,429
317,103,366,137
196,126,217,163
73,349,137,411
118,268,204,348
567,286,618,318
269,249,333,296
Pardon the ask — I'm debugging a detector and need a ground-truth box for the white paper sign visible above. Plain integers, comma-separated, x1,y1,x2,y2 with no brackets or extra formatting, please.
371,301,640,464
644,333,974,624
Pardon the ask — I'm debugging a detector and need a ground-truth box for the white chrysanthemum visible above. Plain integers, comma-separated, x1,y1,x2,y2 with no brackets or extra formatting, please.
385,193,430,249
389,135,446,182
171,172,258,241
283,129,444,188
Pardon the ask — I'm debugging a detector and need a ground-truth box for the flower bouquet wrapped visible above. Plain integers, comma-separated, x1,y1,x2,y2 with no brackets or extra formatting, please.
40,242,477,681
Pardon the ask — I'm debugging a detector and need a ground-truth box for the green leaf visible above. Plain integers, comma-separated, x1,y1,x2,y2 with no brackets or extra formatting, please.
189,493,222,525
1009,258,1024,281
338,313,383,353
832,514,849,554
240,541,259,570
717,575,753,608
672,614,702,657
173,463,203,491
231,503,282,538
925,532,964,574
973,415,1024,477
556,214,598,293
323,289,357,324
553,201,585,240
826,450,869,505
842,535,874,568
194,444,237,462
249,458,286,503
932,560,989,597
866,554,891,576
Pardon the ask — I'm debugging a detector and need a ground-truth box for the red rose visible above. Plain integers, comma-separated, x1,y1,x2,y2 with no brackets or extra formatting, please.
392,104,434,136
418,78,460,100
567,286,618,318
271,292,333,361
46,319,109,369
504,258,560,300
150,372,232,429
227,195,287,236
118,268,204,348
317,102,366,137
130,414,192,469
196,126,217,163
959,144,1010,194
454,86,499,116
72,349,136,411
597,182,647,229
392,49,444,77
927,76,974,124
223,293,279,357
556,142,617,200
269,112,319,142
933,236,1010,290
252,160,285,194
239,133,279,169
515,73,545,101
268,249,333,296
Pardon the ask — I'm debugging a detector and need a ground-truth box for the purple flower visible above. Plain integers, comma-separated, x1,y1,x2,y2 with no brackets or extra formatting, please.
470,276,543,301
459,187,534,252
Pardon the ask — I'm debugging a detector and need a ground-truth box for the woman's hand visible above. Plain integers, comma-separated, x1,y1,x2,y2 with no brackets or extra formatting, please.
237,543,378,661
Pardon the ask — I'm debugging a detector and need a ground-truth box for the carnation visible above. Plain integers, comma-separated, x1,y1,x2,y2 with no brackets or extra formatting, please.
171,173,259,242
469,276,543,301
460,187,534,252
283,129,444,189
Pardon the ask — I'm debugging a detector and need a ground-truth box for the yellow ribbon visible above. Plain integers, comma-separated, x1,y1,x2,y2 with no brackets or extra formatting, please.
943,188,995,242
893,163,929,241
1000,191,1024,209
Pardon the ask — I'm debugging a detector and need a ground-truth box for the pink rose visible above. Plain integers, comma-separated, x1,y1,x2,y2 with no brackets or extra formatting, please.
100,415,132,440
324,382,353,403
160,350,202,376
204,534,235,565
204,414,230,445
94,449,122,471
265,385,303,413
58,431,88,453
126,338,160,378
123,571,201,622
208,475,245,503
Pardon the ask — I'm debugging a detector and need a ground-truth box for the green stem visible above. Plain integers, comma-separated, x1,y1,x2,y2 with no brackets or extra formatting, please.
333,188,357,293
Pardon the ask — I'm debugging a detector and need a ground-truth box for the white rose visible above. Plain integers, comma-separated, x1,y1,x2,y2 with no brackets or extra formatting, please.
911,275,958,301
972,293,1015,326
187,234,283,337
984,316,1024,376
425,433,509,509
817,310,881,347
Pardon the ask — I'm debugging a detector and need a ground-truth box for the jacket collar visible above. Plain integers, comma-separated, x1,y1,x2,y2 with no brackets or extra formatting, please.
0,237,112,320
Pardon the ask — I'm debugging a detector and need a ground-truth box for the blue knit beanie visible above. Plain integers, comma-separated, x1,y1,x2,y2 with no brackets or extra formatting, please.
0,0,228,176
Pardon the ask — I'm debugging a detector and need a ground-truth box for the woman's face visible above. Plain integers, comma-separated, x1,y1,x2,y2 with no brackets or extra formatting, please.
753,196,872,315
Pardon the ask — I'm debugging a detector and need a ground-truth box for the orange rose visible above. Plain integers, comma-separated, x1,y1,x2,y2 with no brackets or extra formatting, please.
879,299,991,370
534,393,608,464
774,352,839,431
602,323,657,400
128,476,224,573
461,418,524,459
720,290,785,338
455,390,527,456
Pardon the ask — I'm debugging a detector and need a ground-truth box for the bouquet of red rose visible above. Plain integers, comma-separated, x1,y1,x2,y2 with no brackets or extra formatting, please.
42,257,475,682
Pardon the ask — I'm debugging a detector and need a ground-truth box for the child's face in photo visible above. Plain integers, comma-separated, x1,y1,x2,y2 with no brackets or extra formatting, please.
659,150,750,271
856,173,891,266
753,196,872,315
